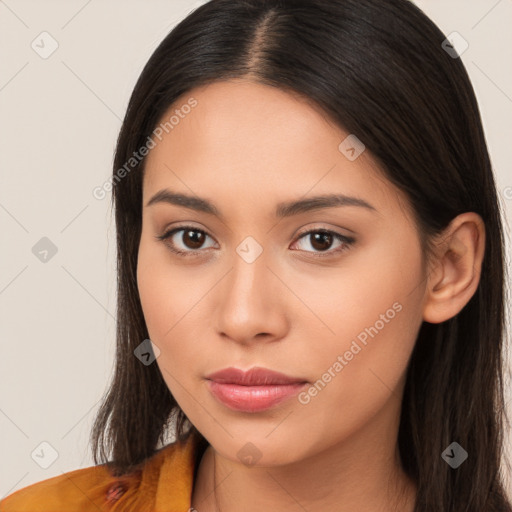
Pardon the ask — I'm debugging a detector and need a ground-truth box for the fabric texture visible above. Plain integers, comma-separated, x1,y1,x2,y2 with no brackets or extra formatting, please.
0,433,201,512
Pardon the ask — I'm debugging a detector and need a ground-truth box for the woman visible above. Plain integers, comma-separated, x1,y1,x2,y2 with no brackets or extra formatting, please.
2,0,510,510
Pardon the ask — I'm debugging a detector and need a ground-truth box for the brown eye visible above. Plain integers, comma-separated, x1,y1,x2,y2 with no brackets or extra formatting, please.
157,227,216,256
181,229,206,249
309,232,334,251
292,229,355,258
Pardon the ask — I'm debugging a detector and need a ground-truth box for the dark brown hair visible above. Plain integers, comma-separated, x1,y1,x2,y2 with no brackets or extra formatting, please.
90,0,512,509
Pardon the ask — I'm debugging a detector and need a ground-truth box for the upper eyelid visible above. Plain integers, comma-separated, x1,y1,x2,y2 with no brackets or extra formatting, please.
161,223,351,239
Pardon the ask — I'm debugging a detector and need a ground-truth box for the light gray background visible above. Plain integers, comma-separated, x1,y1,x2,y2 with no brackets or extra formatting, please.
1,0,511,499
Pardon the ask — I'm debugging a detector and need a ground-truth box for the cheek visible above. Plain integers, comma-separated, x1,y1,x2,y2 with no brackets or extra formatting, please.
297,235,425,428
136,245,169,339
136,238,211,385
299,303,421,455
137,253,195,410
137,237,192,340
291,227,424,347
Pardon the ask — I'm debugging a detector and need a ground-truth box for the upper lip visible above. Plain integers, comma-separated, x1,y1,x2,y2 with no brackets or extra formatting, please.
205,366,308,386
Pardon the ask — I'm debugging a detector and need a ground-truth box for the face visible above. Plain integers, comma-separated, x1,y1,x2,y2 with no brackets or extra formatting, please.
137,79,427,466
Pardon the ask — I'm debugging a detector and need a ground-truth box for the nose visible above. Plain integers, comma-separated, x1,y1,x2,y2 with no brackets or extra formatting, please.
213,249,289,347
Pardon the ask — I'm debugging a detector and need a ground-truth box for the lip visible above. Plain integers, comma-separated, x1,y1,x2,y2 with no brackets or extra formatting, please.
205,366,307,385
205,367,308,413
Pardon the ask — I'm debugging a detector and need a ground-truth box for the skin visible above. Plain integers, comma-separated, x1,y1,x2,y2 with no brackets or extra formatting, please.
136,79,485,511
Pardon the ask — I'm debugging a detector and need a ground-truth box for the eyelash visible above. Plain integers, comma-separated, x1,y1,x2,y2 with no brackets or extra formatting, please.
155,225,355,259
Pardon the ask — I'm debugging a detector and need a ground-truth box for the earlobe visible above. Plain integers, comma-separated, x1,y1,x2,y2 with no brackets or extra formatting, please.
422,213,486,324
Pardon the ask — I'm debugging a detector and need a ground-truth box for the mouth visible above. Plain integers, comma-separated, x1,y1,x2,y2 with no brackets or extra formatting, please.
205,366,308,413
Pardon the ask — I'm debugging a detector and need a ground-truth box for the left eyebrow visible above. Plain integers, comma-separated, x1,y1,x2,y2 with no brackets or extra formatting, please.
275,194,377,217
145,189,377,219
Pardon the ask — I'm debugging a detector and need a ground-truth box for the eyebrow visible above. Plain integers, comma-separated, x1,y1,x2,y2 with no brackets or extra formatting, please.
145,189,377,218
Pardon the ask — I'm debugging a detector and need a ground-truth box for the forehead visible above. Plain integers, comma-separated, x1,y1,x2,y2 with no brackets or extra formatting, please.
147,79,344,165
142,79,406,220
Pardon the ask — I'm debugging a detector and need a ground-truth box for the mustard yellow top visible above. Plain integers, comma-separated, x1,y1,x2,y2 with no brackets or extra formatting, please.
0,433,202,512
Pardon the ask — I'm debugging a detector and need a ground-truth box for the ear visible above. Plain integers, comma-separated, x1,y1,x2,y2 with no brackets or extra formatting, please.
422,212,486,324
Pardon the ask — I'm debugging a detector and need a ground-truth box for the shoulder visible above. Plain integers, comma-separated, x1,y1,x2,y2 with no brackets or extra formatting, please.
0,435,200,512
0,463,119,512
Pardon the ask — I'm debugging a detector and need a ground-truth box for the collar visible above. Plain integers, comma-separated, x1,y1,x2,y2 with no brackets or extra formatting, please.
154,432,204,510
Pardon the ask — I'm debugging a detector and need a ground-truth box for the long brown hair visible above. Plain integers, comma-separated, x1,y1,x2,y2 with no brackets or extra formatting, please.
90,1,512,509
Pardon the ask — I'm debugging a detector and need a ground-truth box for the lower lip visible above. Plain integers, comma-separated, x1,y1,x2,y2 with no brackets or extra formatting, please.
207,380,308,412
